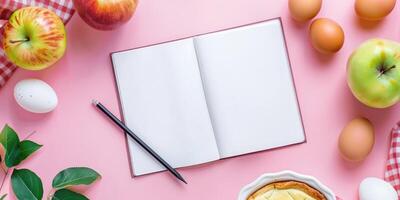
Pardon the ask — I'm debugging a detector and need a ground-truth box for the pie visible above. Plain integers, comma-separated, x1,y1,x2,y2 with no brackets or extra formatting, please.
247,180,327,200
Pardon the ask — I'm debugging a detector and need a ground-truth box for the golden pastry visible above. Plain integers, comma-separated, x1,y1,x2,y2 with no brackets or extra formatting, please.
247,180,327,200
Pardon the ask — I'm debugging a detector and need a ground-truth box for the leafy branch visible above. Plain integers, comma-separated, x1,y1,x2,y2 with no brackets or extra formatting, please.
0,125,101,200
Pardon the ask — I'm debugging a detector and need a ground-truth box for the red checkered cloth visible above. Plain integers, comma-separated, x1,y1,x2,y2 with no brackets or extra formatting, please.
385,122,400,197
0,0,75,89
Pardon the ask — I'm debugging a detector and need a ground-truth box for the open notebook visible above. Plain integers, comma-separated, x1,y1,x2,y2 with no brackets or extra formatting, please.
111,18,305,176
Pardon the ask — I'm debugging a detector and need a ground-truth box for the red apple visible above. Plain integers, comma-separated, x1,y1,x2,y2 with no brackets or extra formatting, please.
72,0,137,30
2,7,67,70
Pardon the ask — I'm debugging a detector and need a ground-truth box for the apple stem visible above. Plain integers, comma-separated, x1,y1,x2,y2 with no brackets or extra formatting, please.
9,38,29,44
379,65,396,77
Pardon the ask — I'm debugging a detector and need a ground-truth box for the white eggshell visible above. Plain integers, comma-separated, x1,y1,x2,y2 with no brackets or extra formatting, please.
359,177,397,200
14,79,58,113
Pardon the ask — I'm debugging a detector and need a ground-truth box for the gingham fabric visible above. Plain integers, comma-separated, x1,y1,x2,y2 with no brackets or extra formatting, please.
385,122,400,197
0,0,75,89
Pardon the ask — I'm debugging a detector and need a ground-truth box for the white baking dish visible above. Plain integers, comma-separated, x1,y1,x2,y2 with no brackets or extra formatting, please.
238,171,336,200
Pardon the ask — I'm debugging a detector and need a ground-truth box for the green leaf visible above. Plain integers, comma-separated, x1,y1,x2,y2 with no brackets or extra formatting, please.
16,140,42,165
0,194,7,200
0,125,19,150
52,167,101,189
0,125,20,167
0,125,42,167
11,169,43,200
52,189,88,200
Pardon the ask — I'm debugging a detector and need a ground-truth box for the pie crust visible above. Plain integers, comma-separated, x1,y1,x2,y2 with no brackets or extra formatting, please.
247,180,327,200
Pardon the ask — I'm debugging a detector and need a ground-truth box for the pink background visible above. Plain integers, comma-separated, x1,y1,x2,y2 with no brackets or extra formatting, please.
1,0,400,199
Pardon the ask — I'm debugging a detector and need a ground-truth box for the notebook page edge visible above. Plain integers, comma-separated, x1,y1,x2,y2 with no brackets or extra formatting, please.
110,53,137,178
278,18,307,145
192,38,223,158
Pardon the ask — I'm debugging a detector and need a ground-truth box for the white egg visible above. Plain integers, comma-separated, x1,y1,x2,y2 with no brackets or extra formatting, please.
359,177,397,200
14,79,58,113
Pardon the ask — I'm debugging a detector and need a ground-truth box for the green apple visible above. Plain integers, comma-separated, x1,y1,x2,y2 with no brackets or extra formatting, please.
347,38,400,108
2,7,67,70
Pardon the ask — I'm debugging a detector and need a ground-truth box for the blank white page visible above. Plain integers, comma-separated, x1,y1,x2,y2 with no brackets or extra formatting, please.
194,19,305,158
112,38,220,176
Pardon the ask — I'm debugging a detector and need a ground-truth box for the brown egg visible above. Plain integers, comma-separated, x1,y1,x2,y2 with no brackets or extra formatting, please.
355,0,396,21
338,117,375,162
309,18,345,54
289,0,322,22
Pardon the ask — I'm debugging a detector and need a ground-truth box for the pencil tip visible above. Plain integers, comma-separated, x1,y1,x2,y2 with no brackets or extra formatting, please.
181,178,188,184
177,174,187,184
92,99,99,106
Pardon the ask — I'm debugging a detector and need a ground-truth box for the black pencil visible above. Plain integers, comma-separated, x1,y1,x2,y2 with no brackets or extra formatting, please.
92,100,187,184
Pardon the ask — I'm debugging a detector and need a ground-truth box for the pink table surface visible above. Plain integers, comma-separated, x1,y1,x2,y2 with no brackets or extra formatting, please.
1,0,400,199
